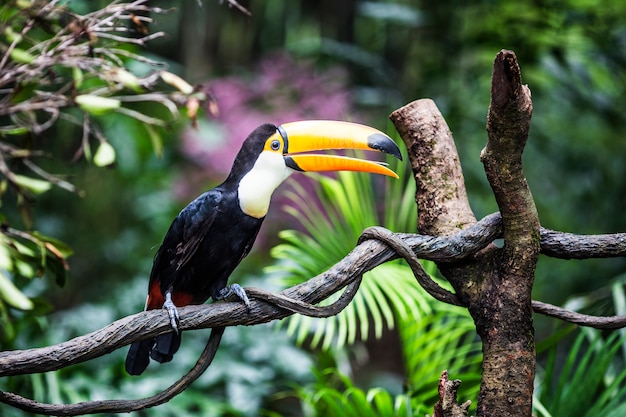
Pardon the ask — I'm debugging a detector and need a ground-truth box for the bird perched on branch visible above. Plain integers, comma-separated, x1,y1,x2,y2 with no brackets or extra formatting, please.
125,120,401,375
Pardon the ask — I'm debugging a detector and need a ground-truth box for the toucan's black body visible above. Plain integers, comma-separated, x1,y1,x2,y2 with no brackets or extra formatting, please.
125,125,274,375
151,124,275,303
153,189,262,301
125,121,401,376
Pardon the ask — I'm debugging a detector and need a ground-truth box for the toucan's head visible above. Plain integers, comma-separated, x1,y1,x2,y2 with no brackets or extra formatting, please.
229,120,402,218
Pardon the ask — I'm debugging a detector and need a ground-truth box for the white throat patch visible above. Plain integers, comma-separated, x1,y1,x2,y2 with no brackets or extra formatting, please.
238,151,292,218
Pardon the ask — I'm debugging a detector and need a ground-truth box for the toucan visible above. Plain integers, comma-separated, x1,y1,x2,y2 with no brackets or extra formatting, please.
125,120,401,375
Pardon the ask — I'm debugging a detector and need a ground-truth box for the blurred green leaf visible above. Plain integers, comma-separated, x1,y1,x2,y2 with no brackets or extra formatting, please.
0,270,33,310
93,142,116,167
145,123,163,157
535,330,626,416
297,368,414,417
75,95,122,116
12,175,52,195
9,48,35,64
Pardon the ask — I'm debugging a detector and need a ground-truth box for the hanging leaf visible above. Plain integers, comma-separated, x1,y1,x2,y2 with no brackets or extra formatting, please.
10,48,35,64
93,142,116,167
12,174,52,195
0,270,34,310
75,94,121,116
145,123,163,157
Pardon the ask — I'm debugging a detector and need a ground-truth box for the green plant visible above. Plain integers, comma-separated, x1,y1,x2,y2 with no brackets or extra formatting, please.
290,303,483,416
296,368,414,417
533,281,626,417
268,145,421,350
266,142,483,414
0,0,204,335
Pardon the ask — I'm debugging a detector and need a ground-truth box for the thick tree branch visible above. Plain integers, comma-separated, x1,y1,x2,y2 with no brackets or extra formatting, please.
390,50,543,417
2,215,626,415
389,98,476,236
3,226,619,376
0,215,501,378
476,49,538,417
2,214,621,378
482,50,538,252
540,228,626,259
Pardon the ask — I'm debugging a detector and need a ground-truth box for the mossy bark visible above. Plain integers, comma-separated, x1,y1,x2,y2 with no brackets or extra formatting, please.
390,50,538,417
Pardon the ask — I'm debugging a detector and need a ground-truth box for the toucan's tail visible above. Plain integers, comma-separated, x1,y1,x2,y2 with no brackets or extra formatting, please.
125,332,181,375
125,338,154,375
150,331,182,363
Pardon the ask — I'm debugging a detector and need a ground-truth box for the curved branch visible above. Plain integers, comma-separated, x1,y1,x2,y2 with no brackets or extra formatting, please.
0,268,368,414
0,216,497,378
1,216,626,416
0,327,225,416
2,213,626,379
531,301,626,330
360,226,464,306
540,228,626,259
0,272,369,415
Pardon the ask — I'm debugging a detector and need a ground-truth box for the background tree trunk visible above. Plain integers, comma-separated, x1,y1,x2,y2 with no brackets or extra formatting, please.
390,50,537,416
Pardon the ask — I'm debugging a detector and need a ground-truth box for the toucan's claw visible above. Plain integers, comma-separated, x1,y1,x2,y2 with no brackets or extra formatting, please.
163,291,180,334
216,283,250,310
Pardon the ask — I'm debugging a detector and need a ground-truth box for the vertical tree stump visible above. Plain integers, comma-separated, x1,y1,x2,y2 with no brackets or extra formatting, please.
390,50,537,417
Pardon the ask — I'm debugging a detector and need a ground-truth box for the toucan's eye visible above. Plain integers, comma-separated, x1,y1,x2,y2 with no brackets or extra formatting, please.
270,140,281,151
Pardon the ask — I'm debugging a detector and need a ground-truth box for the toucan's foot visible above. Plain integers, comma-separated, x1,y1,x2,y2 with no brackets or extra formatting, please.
216,283,250,309
163,291,180,334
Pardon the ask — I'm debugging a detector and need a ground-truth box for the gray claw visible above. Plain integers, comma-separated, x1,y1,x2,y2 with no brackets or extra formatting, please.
216,283,250,309
163,291,180,334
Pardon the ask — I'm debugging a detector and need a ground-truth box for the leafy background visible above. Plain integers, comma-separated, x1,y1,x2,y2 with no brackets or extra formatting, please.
1,0,626,416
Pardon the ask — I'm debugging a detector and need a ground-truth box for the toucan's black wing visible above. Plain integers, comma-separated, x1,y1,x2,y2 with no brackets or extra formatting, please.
127,190,224,376
149,189,223,294
175,190,224,271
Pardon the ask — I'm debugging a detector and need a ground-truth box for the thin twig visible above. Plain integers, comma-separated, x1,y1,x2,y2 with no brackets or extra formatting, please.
531,301,626,329
359,226,465,306
22,159,78,193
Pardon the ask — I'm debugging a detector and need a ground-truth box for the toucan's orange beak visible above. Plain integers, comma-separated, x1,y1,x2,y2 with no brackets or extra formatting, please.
272,120,402,178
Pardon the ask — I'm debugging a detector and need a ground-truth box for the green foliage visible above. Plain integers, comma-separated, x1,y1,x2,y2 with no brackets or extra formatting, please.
0,0,205,332
297,369,414,417
0,225,71,340
268,146,419,350
400,304,481,414
534,328,626,417
292,307,482,416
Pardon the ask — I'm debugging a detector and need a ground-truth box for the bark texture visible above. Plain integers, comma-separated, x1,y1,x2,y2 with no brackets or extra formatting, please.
390,98,476,236
390,50,537,416
477,49,537,417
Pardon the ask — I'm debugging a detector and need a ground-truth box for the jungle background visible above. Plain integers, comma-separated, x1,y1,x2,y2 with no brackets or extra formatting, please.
1,0,626,416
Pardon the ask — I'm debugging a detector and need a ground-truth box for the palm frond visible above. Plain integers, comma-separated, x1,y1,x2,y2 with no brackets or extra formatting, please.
534,328,626,417
399,304,482,411
296,368,414,417
267,146,422,349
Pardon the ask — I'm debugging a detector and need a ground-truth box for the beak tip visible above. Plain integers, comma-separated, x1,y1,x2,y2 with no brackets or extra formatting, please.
368,133,403,161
